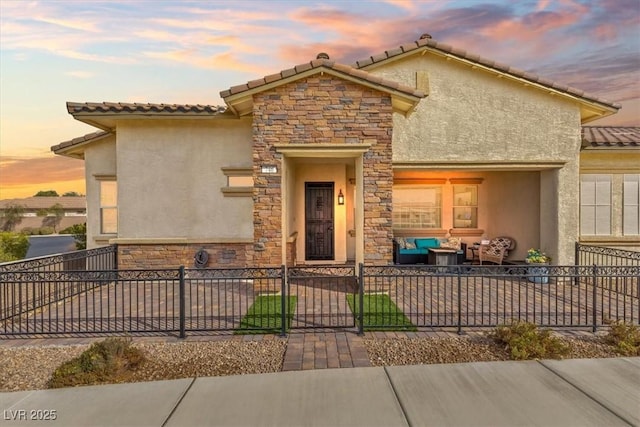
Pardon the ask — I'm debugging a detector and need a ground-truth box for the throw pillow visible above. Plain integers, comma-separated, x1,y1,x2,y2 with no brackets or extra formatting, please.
405,240,417,249
441,237,461,250
395,237,407,249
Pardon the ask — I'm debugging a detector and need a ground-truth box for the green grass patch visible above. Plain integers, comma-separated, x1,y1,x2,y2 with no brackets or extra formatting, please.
236,295,297,334
347,293,416,331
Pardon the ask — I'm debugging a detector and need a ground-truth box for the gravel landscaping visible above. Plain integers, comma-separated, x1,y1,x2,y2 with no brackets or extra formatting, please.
0,333,623,392
363,334,620,366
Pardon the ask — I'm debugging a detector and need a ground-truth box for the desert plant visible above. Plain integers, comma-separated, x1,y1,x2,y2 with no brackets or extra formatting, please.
47,337,145,388
490,321,569,360
604,320,640,356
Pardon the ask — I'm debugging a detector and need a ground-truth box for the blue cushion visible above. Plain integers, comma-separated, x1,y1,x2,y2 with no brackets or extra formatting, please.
399,248,429,255
415,238,440,249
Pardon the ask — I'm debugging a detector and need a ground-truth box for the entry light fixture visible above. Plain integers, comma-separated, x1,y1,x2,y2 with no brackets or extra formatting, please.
338,189,345,205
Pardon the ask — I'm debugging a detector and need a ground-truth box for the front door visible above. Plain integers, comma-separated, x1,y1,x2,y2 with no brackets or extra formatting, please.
305,182,335,260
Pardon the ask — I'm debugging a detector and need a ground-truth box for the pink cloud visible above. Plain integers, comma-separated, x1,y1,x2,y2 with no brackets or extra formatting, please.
0,155,84,188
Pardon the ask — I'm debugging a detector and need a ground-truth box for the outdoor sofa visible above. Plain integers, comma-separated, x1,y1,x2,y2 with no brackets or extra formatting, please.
393,237,467,265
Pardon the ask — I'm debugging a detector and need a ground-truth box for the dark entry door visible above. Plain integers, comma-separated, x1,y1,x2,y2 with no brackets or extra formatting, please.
305,182,335,260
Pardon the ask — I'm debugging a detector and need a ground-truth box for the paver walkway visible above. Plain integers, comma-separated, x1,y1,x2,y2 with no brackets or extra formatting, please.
282,332,370,370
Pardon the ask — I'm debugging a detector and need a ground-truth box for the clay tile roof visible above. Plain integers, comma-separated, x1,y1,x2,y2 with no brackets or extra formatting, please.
66,102,226,115
0,196,86,211
220,57,424,100
354,36,621,110
582,126,640,148
51,130,112,153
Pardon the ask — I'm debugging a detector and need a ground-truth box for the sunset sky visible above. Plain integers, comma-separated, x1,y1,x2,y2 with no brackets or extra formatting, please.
1,0,638,199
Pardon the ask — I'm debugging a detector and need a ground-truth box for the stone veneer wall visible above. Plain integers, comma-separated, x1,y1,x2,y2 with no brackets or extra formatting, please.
252,75,394,266
117,243,254,269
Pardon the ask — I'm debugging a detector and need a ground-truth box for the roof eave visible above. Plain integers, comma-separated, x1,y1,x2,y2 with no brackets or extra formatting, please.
580,104,619,124
222,66,424,117
51,131,113,159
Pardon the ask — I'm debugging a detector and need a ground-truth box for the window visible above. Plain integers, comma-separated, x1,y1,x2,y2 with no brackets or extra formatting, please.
392,186,442,229
452,185,478,228
623,174,640,235
580,174,611,235
100,180,117,234
221,167,252,197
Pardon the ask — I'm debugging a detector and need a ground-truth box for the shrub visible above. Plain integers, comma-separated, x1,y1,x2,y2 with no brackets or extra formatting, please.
490,321,569,360
48,337,145,388
38,227,54,235
60,223,86,250
0,232,29,262
604,320,640,356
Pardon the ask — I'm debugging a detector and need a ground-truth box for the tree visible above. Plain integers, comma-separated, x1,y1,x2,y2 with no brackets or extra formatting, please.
39,203,65,233
1,204,25,232
34,190,59,197
62,191,83,197
0,232,30,262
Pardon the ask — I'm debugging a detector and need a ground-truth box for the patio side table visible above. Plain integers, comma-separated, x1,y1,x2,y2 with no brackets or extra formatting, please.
428,248,458,266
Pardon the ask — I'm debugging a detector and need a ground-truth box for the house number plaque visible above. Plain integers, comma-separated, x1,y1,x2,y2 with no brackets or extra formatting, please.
261,165,277,174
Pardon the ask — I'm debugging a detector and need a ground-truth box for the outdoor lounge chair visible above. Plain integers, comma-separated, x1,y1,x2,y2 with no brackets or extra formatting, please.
479,237,515,265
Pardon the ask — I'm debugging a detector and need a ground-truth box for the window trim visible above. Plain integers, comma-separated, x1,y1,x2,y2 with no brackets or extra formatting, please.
623,174,640,236
221,167,253,197
452,184,478,229
97,177,117,235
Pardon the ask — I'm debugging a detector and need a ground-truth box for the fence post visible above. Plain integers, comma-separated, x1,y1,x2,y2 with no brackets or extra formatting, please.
113,244,118,270
592,264,597,333
179,266,186,339
457,266,463,335
358,263,364,336
280,265,287,337
574,242,580,290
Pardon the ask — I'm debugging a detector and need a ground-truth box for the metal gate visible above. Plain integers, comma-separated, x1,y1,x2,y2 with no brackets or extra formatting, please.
287,265,358,330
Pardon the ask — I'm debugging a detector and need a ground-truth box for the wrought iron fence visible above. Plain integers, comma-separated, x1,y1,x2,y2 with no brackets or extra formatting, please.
361,264,639,333
576,243,640,267
0,246,118,322
1,262,638,338
0,245,117,272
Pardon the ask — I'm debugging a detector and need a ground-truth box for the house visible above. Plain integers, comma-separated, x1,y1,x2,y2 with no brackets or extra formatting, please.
51,33,624,268
579,126,640,251
0,196,86,233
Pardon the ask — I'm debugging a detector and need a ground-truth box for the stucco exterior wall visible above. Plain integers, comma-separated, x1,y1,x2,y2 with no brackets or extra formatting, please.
484,171,541,260
83,135,116,249
115,118,253,240
369,54,581,164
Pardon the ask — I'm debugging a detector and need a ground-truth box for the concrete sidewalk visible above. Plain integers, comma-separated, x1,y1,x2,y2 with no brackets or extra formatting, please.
2,357,638,427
